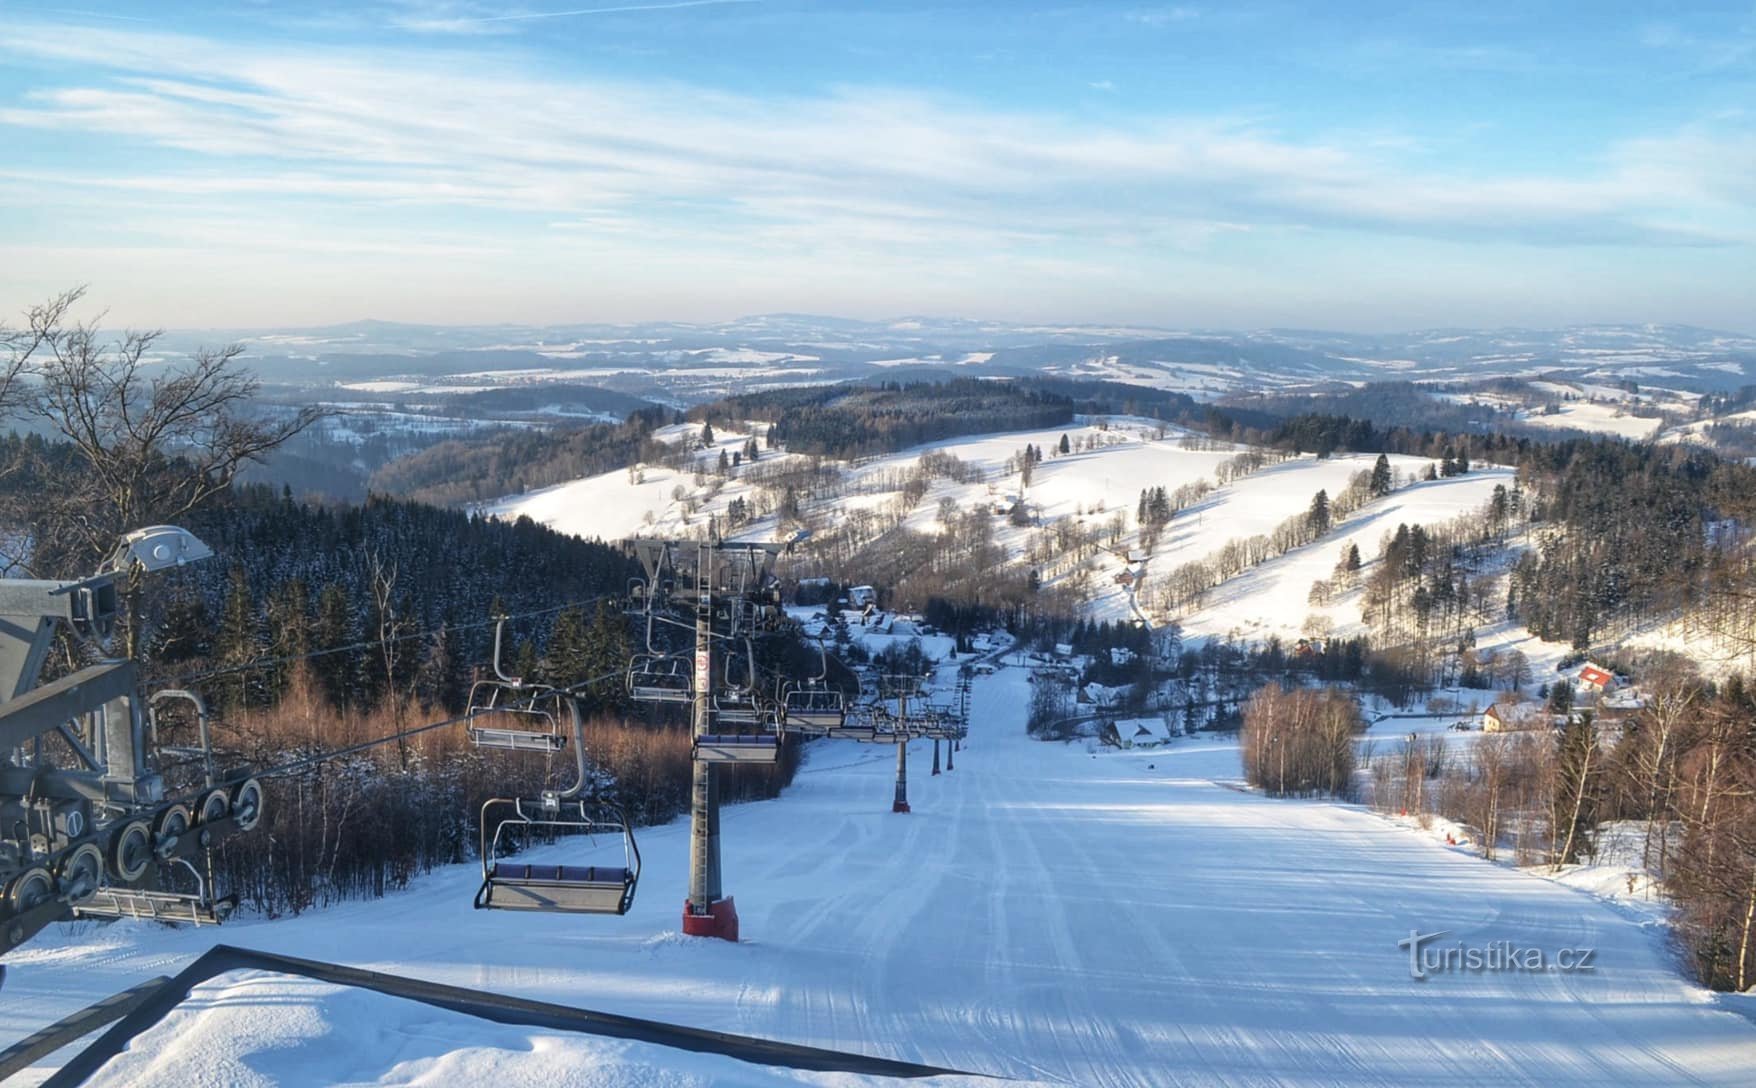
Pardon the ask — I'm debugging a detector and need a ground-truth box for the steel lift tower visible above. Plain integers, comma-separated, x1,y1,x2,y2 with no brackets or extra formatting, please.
627,538,787,942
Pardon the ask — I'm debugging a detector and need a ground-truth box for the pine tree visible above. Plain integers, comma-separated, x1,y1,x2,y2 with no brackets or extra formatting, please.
413,624,456,710
1058,433,1071,455
1370,454,1392,497
700,421,716,447
577,601,632,715
267,577,311,701
213,565,263,711
1306,489,1331,536
313,583,355,709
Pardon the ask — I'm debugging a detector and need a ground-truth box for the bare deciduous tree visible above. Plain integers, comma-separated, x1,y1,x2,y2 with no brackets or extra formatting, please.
20,287,322,568
0,288,78,425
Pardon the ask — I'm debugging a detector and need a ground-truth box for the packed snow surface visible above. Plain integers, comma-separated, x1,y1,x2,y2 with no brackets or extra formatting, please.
7,667,1755,1085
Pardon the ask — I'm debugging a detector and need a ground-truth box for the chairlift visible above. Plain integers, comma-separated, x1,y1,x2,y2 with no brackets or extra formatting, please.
693,731,782,764
465,619,569,751
627,654,693,703
779,636,847,732
712,640,767,725
782,685,845,732
474,695,641,916
467,681,570,752
817,703,881,742
474,796,639,915
76,854,236,926
695,641,779,763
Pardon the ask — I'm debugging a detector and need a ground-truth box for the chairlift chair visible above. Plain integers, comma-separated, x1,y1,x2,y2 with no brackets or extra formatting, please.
464,617,571,752
473,693,641,916
626,654,692,703
780,637,847,732
466,681,569,753
475,796,640,915
76,855,237,926
782,684,845,732
692,642,781,764
693,729,781,764
712,692,765,726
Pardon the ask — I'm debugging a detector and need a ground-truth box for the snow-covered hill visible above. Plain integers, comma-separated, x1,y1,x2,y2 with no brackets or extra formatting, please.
488,418,1519,643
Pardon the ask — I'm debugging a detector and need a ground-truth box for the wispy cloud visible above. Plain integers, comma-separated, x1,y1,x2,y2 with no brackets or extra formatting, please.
387,0,759,34
0,16,1752,326
1126,7,1199,28
2,20,1742,254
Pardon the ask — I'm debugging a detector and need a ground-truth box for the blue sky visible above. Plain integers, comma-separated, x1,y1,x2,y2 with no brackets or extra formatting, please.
1,1,1752,330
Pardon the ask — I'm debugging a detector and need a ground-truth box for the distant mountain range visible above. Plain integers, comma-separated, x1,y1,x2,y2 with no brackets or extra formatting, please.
154,316,1756,404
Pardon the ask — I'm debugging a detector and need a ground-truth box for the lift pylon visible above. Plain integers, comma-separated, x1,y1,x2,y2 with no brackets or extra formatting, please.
626,536,790,942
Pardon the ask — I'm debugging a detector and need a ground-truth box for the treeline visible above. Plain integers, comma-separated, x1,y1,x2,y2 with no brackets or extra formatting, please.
150,486,636,704
367,409,674,506
716,380,1075,460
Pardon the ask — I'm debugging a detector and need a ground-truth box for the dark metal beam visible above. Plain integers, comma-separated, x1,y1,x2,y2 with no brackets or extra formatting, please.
0,663,136,753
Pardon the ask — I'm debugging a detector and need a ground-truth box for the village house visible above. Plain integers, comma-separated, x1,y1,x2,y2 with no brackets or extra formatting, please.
1482,700,1543,732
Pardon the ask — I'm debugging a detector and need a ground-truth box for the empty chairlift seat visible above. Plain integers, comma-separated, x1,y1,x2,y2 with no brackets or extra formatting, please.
476,862,636,915
466,681,569,753
475,797,641,917
782,687,845,732
712,693,764,726
693,733,781,764
627,655,693,703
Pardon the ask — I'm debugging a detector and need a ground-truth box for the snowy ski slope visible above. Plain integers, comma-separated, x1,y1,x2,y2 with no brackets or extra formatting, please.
6,666,1755,1085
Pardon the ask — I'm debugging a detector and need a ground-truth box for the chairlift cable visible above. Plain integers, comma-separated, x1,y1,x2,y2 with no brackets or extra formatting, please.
249,664,630,781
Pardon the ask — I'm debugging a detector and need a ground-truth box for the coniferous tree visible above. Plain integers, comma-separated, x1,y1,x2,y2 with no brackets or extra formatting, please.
213,565,263,711
577,601,632,715
1306,489,1331,536
1370,454,1392,497
313,583,355,709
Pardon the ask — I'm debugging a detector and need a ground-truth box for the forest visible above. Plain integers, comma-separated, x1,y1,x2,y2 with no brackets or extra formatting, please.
367,407,675,506
714,380,1077,460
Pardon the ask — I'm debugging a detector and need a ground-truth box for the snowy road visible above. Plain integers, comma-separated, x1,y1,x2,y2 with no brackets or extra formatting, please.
6,666,1755,1085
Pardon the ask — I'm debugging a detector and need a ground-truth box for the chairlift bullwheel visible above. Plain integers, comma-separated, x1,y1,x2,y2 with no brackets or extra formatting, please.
230,778,264,832
7,867,52,913
110,819,153,883
196,788,230,825
153,803,191,854
56,843,104,904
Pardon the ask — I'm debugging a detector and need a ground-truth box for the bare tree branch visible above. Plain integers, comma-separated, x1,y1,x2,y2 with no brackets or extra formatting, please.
13,289,323,571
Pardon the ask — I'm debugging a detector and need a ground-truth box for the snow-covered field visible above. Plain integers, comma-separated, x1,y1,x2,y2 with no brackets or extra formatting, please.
1519,400,1665,440
8,666,1756,1086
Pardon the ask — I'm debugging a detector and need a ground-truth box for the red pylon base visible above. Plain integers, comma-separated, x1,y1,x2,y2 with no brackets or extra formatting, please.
681,896,740,942
892,800,911,813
